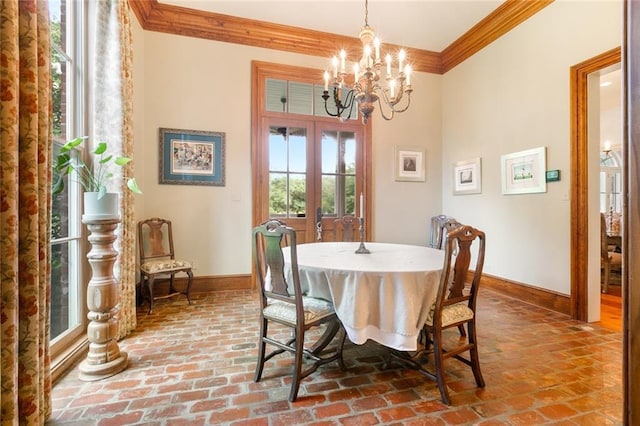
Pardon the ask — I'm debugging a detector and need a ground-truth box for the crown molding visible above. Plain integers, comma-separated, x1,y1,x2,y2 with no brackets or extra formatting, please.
128,0,552,74
441,0,554,71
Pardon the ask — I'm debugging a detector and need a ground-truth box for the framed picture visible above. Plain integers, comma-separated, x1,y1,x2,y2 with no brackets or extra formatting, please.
159,128,225,186
453,157,482,195
501,146,546,195
394,146,426,182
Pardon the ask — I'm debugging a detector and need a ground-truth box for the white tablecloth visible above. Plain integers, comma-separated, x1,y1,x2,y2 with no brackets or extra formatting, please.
283,242,445,351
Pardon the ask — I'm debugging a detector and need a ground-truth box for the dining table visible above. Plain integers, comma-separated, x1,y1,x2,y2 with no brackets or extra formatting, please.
282,242,445,351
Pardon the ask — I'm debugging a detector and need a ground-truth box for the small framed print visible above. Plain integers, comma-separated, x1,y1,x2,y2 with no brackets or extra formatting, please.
394,146,426,182
501,146,546,195
453,157,482,195
159,128,225,186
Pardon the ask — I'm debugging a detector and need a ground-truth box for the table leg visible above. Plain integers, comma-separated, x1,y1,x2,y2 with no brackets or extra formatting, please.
309,318,341,355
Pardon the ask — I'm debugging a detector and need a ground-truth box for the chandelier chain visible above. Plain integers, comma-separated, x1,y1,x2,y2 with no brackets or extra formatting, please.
364,0,369,27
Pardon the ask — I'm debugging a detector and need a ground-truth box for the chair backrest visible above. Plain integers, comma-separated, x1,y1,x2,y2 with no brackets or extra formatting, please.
429,214,462,249
138,217,176,263
435,225,486,315
334,215,357,242
252,220,303,309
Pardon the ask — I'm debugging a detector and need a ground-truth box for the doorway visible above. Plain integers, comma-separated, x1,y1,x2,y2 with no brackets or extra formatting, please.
570,48,621,322
597,66,623,331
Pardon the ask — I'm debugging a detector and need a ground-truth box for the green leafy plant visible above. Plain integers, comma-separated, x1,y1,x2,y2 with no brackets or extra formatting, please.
53,136,142,199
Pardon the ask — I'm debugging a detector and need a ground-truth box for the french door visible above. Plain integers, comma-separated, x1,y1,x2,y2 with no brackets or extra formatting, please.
255,117,367,243
251,61,371,243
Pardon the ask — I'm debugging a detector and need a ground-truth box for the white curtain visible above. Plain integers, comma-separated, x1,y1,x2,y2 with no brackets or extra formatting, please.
92,0,137,338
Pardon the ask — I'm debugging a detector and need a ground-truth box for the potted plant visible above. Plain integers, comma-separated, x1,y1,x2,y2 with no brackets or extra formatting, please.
53,136,142,220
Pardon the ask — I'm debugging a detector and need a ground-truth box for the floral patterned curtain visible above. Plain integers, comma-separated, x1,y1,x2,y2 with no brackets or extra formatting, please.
0,1,52,424
93,0,137,338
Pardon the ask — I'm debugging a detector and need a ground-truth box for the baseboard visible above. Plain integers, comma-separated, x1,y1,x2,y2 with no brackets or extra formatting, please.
146,273,253,294
151,272,571,316
51,338,89,385
479,273,571,316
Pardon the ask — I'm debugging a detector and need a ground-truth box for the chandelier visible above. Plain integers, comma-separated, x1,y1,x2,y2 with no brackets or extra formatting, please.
322,0,413,123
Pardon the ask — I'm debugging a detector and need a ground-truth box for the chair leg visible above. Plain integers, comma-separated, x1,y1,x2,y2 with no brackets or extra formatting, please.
185,269,194,305
169,273,176,294
432,329,451,405
254,317,268,383
468,321,485,388
457,324,467,338
288,327,305,402
147,275,156,314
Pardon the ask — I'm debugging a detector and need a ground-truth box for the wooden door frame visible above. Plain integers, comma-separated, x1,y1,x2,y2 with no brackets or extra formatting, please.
250,61,372,235
625,0,640,421
570,47,621,321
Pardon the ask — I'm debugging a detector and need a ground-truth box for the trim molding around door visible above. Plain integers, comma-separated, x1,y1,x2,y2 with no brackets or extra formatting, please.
569,47,621,321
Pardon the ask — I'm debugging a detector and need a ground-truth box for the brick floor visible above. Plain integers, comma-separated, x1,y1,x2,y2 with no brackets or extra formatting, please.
48,289,623,425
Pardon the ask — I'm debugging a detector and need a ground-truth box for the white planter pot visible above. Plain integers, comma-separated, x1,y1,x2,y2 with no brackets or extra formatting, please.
83,192,120,221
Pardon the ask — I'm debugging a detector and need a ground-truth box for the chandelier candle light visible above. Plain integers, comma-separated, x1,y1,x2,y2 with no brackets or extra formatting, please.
323,0,413,123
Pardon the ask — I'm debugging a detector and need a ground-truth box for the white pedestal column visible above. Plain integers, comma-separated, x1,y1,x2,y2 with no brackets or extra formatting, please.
78,217,128,381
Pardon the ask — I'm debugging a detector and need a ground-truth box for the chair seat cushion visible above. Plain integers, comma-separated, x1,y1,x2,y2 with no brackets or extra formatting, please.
141,259,192,274
263,297,335,325
426,302,474,327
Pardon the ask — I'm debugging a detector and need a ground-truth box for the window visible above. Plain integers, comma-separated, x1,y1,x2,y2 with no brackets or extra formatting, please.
49,0,87,368
600,151,622,214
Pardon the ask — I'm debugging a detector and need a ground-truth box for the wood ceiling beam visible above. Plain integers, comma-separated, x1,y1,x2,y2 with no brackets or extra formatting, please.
128,0,552,75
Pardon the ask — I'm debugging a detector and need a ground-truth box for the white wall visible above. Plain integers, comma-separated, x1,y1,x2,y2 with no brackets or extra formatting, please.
131,22,442,275
372,73,443,245
132,1,621,314
441,1,622,309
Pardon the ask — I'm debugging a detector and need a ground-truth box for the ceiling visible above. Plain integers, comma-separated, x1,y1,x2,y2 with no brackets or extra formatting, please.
158,0,506,53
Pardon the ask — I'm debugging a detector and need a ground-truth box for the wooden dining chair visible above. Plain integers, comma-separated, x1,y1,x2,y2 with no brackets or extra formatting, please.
601,213,622,293
428,214,462,249
421,225,486,405
252,219,346,402
334,214,357,242
428,215,466,337
138,218,194,314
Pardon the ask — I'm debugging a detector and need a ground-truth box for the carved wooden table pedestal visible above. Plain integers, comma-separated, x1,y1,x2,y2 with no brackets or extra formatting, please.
79,217,128,381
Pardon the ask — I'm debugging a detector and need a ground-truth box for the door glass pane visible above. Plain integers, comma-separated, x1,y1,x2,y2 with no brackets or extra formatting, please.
344,175,356,215
345,137,356,173
314,85,331,118
321,130,356,217
289,128,306,173
266,79,287,112
322,132,337,174
289,174,307,217
269,127,287,171
321,175,336,215
288,82,313,115
268,126,307,218
269,172,288,216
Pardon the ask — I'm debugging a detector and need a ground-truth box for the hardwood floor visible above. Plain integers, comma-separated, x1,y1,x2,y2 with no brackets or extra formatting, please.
598,285,622,332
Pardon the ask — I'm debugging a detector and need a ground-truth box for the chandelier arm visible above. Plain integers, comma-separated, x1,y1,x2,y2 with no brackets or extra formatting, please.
374,95,395,121
376,83,412,113
323,87,357,120
391,93,412,114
